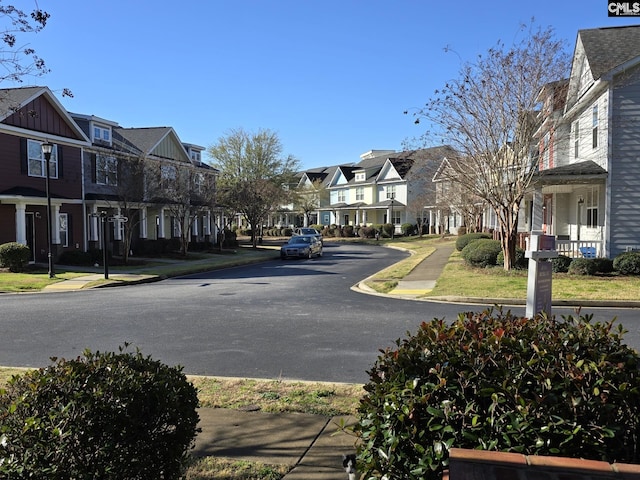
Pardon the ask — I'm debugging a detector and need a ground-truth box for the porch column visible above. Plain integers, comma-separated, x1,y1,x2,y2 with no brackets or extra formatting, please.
15,203,27,244
53,205,61,245
158,208,166,238
531,188,543,231
139,207,148,239
114,208,122,241
89,205,99,242
204,211,211,236
192,216,198,236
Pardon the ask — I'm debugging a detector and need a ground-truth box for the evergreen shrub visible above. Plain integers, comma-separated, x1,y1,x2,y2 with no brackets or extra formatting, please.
551,254,572,273
401,223,415,236
496,247,527,269
455,232,492,251
355,308,640,480
461,238,502,267
359,226,376,238
568,258,598,275
613,251,640,276
0,242,31,272
0,346,200,479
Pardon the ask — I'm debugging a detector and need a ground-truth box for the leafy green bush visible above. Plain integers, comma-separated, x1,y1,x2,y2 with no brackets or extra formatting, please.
461,238,502,267
614,252,640,275
592,257,614,274
401,223,415,236
551,255,573,273
0,346,200,479
455,232,492,251
355,308,640,480
0,242,31,272
568,257,598,275
381,223,394,238
496,247,527,269
359,226,376,238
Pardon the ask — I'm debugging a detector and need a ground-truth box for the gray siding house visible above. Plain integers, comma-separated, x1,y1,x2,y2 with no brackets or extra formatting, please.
534,25,640,258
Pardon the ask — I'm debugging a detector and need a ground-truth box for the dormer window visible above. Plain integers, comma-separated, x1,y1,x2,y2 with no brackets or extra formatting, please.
92,124,111,144
355,172,366,182
190,150,201,163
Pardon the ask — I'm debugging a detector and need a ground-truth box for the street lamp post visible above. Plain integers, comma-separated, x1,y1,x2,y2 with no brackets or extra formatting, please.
41,142,55,278
390,193,395,240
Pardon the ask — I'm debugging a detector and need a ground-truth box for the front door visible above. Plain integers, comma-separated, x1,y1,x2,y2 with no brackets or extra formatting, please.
25,213,36,262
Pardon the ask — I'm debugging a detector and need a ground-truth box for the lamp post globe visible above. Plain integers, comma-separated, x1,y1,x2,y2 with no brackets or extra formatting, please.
41,141,55,278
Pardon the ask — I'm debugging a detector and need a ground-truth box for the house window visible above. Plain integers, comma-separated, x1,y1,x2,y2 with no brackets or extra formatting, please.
355,172,365,182
356,187,364,201
59,213,68,247
386,185,396,199
586,187,598,228
541,132,550,169
161,165,177,190
337,189,346,203
592,105,598,149
27,140,58,178
194,173,203,194
573,121,580,159
96,155,117,186
93,125,111,143
190,150,201,162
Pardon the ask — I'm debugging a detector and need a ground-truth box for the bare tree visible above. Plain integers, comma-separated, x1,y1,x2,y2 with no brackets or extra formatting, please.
208,128,300,248
112,155,147,263
148,161,217,256
411,22,570,269
0,3,50,84
294,178,328,227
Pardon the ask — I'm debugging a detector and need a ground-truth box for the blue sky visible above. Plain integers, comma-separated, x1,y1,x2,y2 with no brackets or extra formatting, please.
14,0,640,169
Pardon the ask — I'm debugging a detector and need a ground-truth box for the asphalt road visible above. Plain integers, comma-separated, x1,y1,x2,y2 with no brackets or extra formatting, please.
1,243,639,384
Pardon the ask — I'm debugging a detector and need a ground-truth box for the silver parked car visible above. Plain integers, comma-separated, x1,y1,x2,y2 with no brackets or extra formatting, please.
292,227,323,244
280,234,323,259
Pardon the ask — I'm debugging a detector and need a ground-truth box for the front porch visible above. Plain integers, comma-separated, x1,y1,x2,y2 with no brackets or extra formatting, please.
513,232,604,258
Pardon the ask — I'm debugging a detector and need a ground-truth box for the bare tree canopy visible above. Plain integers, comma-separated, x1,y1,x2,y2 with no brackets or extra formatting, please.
208,128,300,247
412,22,570,269
0,3,49,83
294,178,328,227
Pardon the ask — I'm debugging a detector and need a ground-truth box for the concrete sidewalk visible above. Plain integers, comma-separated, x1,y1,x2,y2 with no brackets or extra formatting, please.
194,408,359,479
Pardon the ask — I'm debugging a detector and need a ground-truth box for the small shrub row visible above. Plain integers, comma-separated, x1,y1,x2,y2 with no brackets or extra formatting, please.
461,238,502,267
455,232,492,251
355,308,640,480
0,346,200,479
0,242,31,272
613,251,640,275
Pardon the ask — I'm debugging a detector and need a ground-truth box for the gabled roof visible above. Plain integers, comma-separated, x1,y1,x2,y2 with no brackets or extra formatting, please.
0,86,89,143
114,126,191,163
578,25,640,80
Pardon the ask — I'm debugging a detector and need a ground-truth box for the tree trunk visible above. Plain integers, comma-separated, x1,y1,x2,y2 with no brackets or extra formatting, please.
496,203,520,270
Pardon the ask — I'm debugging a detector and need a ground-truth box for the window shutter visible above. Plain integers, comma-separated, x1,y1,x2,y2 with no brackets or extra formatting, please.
20,138,27,174
57,145,64,178
67,214,73,247
91,153,97,183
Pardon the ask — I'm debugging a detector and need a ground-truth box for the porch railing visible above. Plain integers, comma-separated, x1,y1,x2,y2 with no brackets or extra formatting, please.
492,231,603,258
555,240,603,258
